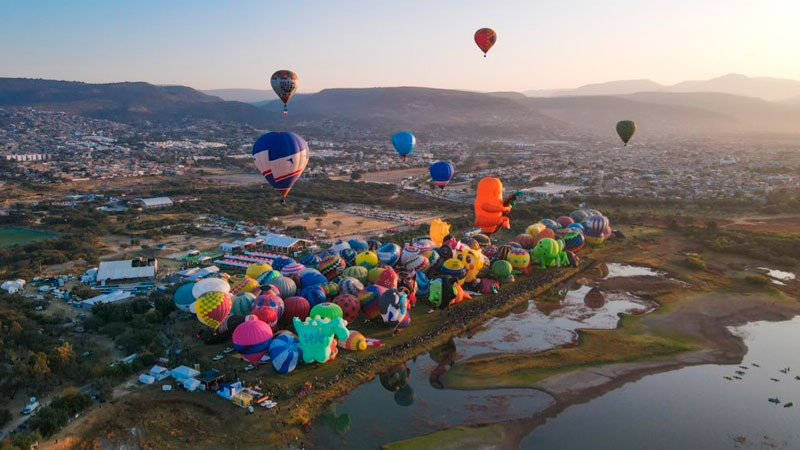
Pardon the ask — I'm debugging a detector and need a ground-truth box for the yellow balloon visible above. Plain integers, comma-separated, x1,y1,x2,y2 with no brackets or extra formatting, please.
429,218,451,248
526,223,546,239
456,247,484,283
246,262,272,280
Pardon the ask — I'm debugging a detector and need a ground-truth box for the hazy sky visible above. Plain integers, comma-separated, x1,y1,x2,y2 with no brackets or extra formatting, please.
1,0,799,93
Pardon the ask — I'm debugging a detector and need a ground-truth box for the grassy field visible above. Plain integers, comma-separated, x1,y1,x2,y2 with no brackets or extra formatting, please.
0,226,58,247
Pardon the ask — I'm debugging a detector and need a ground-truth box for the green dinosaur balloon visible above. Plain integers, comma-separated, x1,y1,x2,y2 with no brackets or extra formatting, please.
293,316,350,364
310,302,344,321
531,238,569,269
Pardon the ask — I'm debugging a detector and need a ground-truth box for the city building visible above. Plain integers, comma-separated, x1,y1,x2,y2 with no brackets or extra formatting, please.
96,258,158,285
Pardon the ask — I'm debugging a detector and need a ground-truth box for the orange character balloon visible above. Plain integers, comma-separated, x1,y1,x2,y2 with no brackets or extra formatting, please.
474,177,513,234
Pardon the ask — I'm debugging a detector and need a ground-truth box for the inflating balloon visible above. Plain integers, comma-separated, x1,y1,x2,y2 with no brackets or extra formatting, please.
532,238,569,269
246,263,272,280
355,250,379,269
616,120,636,146
271,69,298,116
429,218,451,247
333,294,360,322
318,255,345,280
173,283,196,312
233,315,273,363
342,266,369,283
338,330,367,351
252,131,309,204
252,305,279,329
280,262,306,277
368,267,386,284
379,289,410,328
490,260,513,281
293,316,350,364
506,247,531,271
377,242,401,266
283,296,310,325
310,302,344,321
474,177,515,234
192,277,230,300
194,291,232,329
391,131,416,160
269,332,302,374
474,27,497,57
358,284,386,319
231,292,255,316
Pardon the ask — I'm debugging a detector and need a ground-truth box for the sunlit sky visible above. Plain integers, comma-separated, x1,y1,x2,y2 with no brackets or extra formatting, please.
1,0,799,93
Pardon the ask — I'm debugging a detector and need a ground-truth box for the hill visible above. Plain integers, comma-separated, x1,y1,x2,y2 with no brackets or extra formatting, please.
0,78,274,126
203,88,273,103
256,86,568,139
527,73,800,102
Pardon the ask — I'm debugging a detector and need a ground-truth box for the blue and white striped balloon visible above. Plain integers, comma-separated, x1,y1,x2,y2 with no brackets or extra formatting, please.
269,332,302,374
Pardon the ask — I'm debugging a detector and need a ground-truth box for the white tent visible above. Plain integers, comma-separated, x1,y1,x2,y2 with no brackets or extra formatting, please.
182,378,201,392
138,374,155,385
1,279,25,294
149,365,170,381
171,365,200,380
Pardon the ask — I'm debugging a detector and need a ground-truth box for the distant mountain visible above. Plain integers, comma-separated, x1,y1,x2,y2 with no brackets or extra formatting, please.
526,74,800,102
669,74,800,102
255,86,567,139
203,88,273,104
0,78,274,126
554,79,664,97
523,91,800,135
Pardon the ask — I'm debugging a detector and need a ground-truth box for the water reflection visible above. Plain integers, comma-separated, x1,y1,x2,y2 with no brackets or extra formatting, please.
522,317,800,449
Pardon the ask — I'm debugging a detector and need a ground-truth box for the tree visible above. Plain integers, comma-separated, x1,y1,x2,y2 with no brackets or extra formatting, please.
0,408,11,427
29,352,51,387
332,220,342,229
315,218,323,228
51,342,76,383
350,171,363,181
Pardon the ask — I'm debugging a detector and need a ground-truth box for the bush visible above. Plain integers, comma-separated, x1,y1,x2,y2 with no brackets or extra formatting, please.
684,254,707,270
0,408,11,427
743,274,771,286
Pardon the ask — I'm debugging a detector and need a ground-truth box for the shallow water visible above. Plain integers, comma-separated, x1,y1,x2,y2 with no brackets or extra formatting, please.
521,317,800,450
604,262,665,278
310,264,661,448
309,353,554,449
454,285,656,359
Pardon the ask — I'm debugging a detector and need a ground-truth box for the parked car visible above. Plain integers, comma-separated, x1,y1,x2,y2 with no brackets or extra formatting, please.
243,364,255,372
21,397,39,415
212,354,223,361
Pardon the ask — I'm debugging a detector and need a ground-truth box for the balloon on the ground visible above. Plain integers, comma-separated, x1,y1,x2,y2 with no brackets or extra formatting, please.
256,270,280,285
283,296,310,324
246,263,272,280
377,242,401,266
192,277,230,300
300,269,327,288
333,294,360,322
540,219,561,231
310,302,344,321
429,218,451,247
379,289,410,328
252,131,309,202
557,216,574,228
343,266,369,283
429,161,454,190
391,131,416,160
514,233,535,249
271,69,298,116
506,247,530,271
293,316,350,364
280,262,305,277
231,276,259,295
231,292,255,316
269,332,302,374
173,283,196,312
455,247,483,283
251,305,279,329
375,266,399,289
318,255,345,280
299,284,327,307
358,284,386,319
474,177,512,233
491,260,513,280
355,250,379,269
616,120,636,146
338,330,367,351
474,27,497,57
267,275,297,298
368,267,386,284
233,315,273,363
194,291,232,329
564,230,585,251
338,277,364,296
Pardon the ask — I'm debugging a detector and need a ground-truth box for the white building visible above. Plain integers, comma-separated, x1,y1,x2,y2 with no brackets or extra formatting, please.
96,258,157,285
136,197,173,210
80,290,133,307
1,279,26,294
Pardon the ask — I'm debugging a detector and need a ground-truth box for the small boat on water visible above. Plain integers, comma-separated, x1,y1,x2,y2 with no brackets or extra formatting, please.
784,402,793,408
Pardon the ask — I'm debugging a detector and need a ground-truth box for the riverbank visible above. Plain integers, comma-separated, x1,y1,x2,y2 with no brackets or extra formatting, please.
385,231,800,449
47,246,593,449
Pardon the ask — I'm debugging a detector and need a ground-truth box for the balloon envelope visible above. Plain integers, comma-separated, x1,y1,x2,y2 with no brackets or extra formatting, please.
474,28,497,56
252,132,309,200
429,161,454,190
616,120,636,145
271,69,298,115
391,131,416,159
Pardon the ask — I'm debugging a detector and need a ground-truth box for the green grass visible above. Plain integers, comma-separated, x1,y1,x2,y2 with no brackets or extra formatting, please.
383,424,511,450
0,226,58,248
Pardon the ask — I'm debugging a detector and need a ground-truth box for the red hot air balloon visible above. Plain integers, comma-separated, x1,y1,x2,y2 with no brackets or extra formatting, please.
271,70,298,116
474,28,497,57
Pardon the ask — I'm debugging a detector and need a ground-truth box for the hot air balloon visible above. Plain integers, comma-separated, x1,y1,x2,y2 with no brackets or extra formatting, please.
429,161,454,190
377,242,401,267
252,131,309,204
271,69,298,116
252,305,279,329
269,332,302,374
333,294,360,322
283,296,310,325
391,131,416,160
338,277,364,297
194,291,232,329
231,293,256,316
233,315,273,363
616,120,636,146
173,283,196,312
474,28,497,57
246,262,272,280
192,277,230,300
